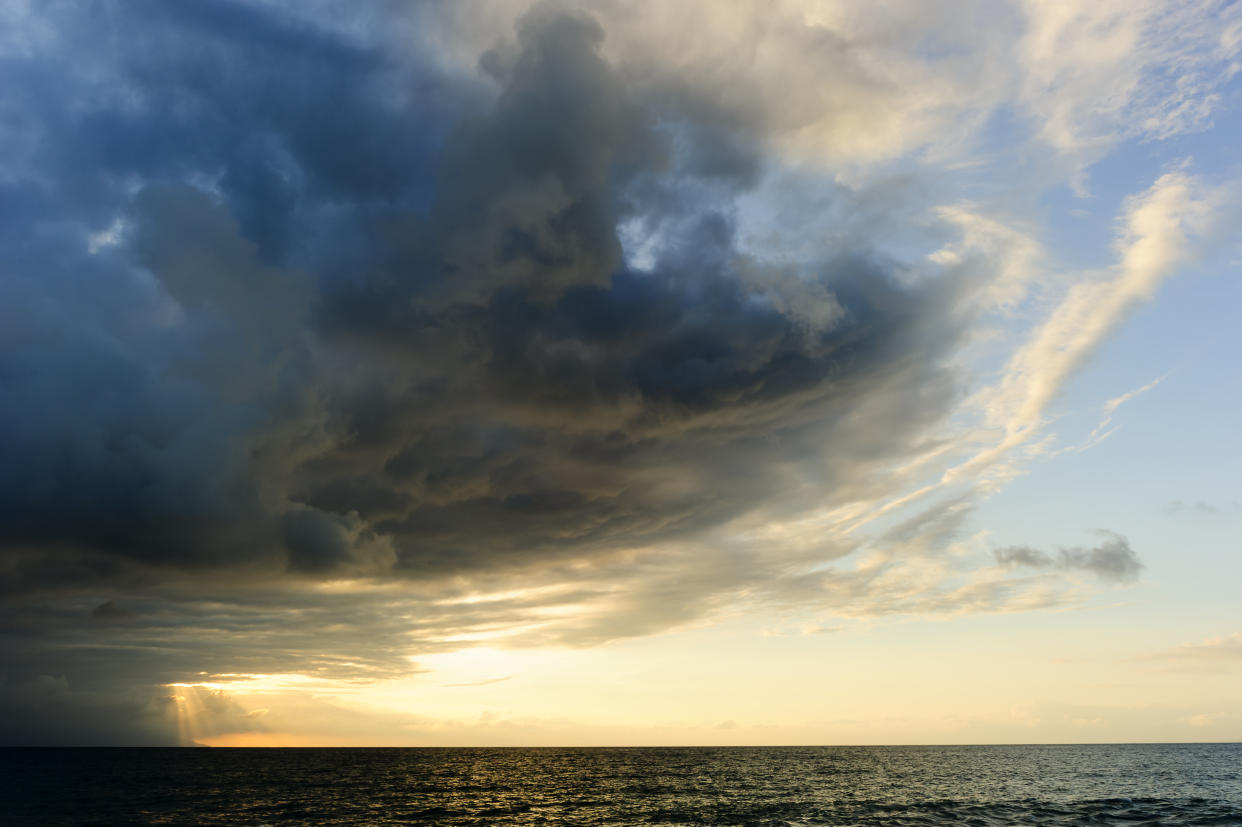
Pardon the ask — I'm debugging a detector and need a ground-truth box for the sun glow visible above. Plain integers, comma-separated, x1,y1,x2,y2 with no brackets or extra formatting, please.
168,673,325,693
167,684,215,746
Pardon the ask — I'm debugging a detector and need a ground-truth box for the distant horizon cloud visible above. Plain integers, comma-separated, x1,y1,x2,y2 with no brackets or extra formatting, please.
1163,499,1242,515
1138,633,1242,663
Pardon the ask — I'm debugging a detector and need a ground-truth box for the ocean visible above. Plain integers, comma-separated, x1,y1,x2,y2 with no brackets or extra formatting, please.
3,744,1240,825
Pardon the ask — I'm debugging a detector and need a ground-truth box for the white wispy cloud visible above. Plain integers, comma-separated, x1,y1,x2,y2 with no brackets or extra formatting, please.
1019,0,1242,184
948,169,1226,486
1080,372,1170,449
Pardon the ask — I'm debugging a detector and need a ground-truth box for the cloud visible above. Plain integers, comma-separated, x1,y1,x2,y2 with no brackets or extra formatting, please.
1079,373,1168,449
1018,0,1241,184
442,676,513,688
994,533,1144,583
946,168,1228,486
1139,633,1242,663
2,1,974,597
1163,499,1241,515
993,546,1056,569
0,673,175,746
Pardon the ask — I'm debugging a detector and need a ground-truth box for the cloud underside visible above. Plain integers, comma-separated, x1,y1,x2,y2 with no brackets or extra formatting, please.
0,0,1235,743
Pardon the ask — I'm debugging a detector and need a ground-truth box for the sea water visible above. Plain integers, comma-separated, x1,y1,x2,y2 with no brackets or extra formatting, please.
3,743,1241,825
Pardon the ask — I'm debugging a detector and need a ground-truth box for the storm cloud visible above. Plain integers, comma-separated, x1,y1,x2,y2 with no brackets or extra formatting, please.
2,3,960,586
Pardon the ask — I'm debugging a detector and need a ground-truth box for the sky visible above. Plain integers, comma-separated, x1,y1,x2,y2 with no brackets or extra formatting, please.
0,0,1240,747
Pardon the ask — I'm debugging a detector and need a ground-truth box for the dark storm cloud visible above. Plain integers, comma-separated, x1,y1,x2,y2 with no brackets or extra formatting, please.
1,1,976,742
993,533,1144,583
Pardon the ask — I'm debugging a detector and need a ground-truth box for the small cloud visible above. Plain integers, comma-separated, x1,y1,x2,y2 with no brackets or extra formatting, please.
993,532,1142,583
1139,633,1242,663
1077,373,1169,452
714,719,737,730
441,675,513,688
243,708,269,719
994,546,1054,569
1163,499,1237,515
1070,717,1104,728
1056,533,1143,583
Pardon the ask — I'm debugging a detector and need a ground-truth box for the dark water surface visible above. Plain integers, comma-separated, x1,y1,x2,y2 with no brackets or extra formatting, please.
3,744,1240,825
